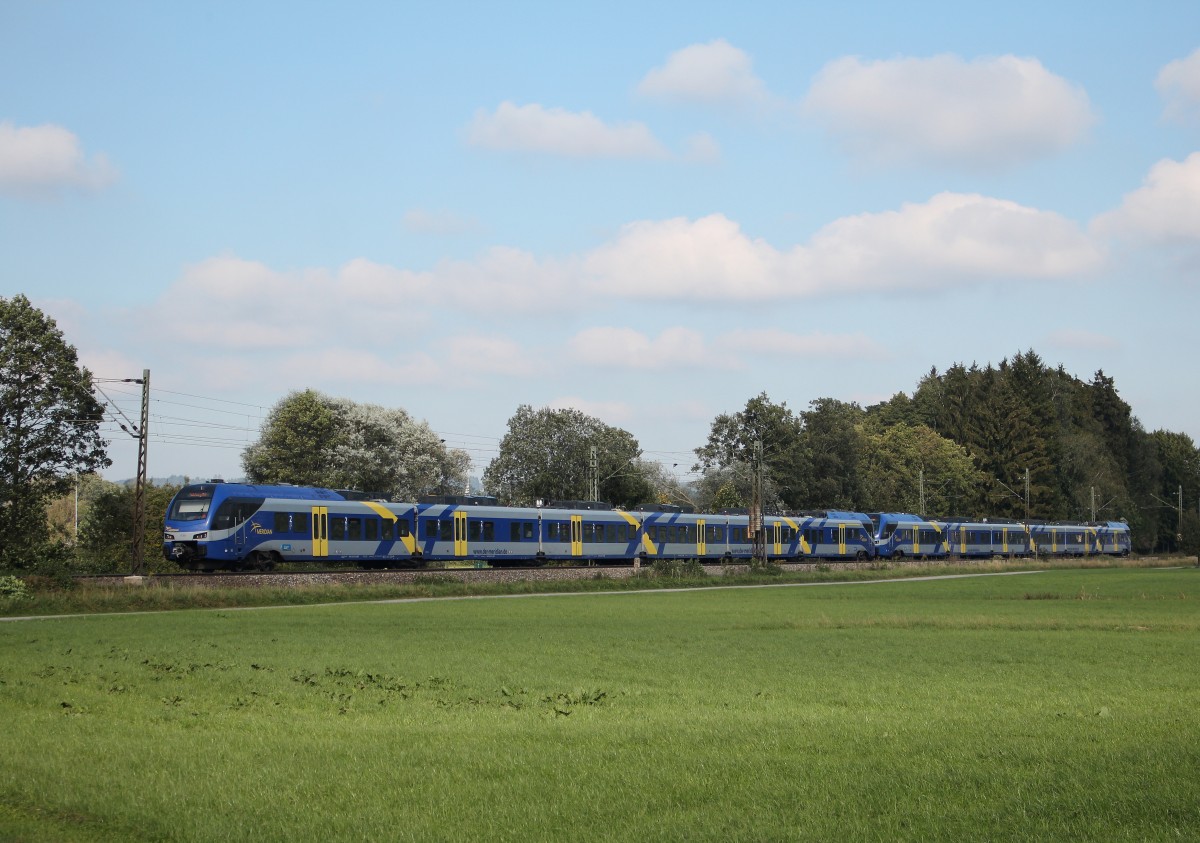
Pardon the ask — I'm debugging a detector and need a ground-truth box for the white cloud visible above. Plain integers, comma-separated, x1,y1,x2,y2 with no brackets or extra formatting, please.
583,195,1103,300
1092,152,1200,243
1156,48,1200,121
718,329,888,360
1045,329,1120,351
568,326,717,369
804,192,1104,289
0,122,117,196
583,214,782,299
432,246,577,311
466,101,668,159
637,39,769,106
803,54,1095,169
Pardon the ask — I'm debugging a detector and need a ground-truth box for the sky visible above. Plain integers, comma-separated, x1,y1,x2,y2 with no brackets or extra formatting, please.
2,0,1200,487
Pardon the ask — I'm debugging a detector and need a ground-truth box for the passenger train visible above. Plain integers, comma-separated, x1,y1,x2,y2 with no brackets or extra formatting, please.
162,482,1131,572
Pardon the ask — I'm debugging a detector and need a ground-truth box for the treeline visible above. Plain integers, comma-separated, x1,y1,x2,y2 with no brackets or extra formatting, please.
687,351,1198,554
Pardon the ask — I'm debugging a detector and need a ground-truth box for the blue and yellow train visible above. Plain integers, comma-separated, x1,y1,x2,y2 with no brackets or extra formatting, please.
162,482,877,571
872,512,1131,559
162,482,1132,572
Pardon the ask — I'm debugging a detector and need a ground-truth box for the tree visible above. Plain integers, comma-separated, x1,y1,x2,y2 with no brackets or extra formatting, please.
78,481,183,573
482,405,652,507
44,472,114,545
0,294,109,568
799,398,868,509
858,423,983,515
693,393,809,510
241,390,468,500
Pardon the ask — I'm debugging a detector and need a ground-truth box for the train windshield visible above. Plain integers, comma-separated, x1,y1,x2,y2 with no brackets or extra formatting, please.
168,485,215,522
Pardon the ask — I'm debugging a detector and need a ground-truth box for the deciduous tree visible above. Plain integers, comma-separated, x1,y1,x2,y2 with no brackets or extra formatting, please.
482,405,651,507
0,294,109,568
242,390,468,500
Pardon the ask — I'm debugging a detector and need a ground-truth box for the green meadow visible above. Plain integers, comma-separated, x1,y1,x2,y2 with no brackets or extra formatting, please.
1,567,1198,841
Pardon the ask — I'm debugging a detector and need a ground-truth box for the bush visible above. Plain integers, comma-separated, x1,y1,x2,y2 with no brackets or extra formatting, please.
0,574,29,601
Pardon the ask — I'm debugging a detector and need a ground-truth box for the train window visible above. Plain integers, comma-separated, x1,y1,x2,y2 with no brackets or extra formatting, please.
347,518,362,540
365,519,378,541
469,521,481,541
880,524,897,540
382,519,393,540
604,524,616,542
294,513,309,534
439,520,453,541
648,526,658,542
274,512,289,534
212,497,265,530
330,518,346,540
424,519,437,539
511,522,521,542
483,521,494,541
548,522,559,541
524,522,534,540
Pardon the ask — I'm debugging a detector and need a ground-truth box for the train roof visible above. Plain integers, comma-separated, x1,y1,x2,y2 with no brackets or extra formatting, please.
178,482,348,502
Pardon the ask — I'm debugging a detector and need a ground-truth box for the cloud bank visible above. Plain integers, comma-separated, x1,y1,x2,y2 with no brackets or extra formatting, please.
803,54,1095,169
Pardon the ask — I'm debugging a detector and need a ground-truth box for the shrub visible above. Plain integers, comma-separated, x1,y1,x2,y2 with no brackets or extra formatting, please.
0,575,29,601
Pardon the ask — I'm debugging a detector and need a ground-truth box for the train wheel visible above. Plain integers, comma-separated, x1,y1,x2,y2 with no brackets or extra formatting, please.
893,550,905,560
856,550,868,562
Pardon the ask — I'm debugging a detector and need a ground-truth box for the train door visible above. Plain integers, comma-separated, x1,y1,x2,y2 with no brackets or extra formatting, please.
570,515,583,557
772,522,782,556
453,511,468,557
697,519,706,555
837,523,846,556
1001,527,1009,555
311,506,328,558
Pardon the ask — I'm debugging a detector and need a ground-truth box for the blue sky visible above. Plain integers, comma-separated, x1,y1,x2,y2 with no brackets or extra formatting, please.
3,1,1199,485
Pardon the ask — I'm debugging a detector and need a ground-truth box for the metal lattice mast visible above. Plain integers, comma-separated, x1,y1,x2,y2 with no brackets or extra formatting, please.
131,369,149,575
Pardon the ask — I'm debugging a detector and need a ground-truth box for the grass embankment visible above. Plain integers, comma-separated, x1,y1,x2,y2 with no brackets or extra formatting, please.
0,555,1188,618
0,566,1197,841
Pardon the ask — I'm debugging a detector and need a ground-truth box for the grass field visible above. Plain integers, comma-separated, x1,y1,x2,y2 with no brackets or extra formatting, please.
1,567,1198,841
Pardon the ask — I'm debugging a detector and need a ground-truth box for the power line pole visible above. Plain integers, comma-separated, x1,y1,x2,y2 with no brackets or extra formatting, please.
750,439,765,566
1178,484,1184,548
1024,467,1030,524
131,369,149,576
589,446,598,502
918,468,925,516
1090,486,1096,523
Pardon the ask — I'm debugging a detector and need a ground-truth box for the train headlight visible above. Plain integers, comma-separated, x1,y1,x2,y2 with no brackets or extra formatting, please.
194,532,208,540
164,532,175,541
